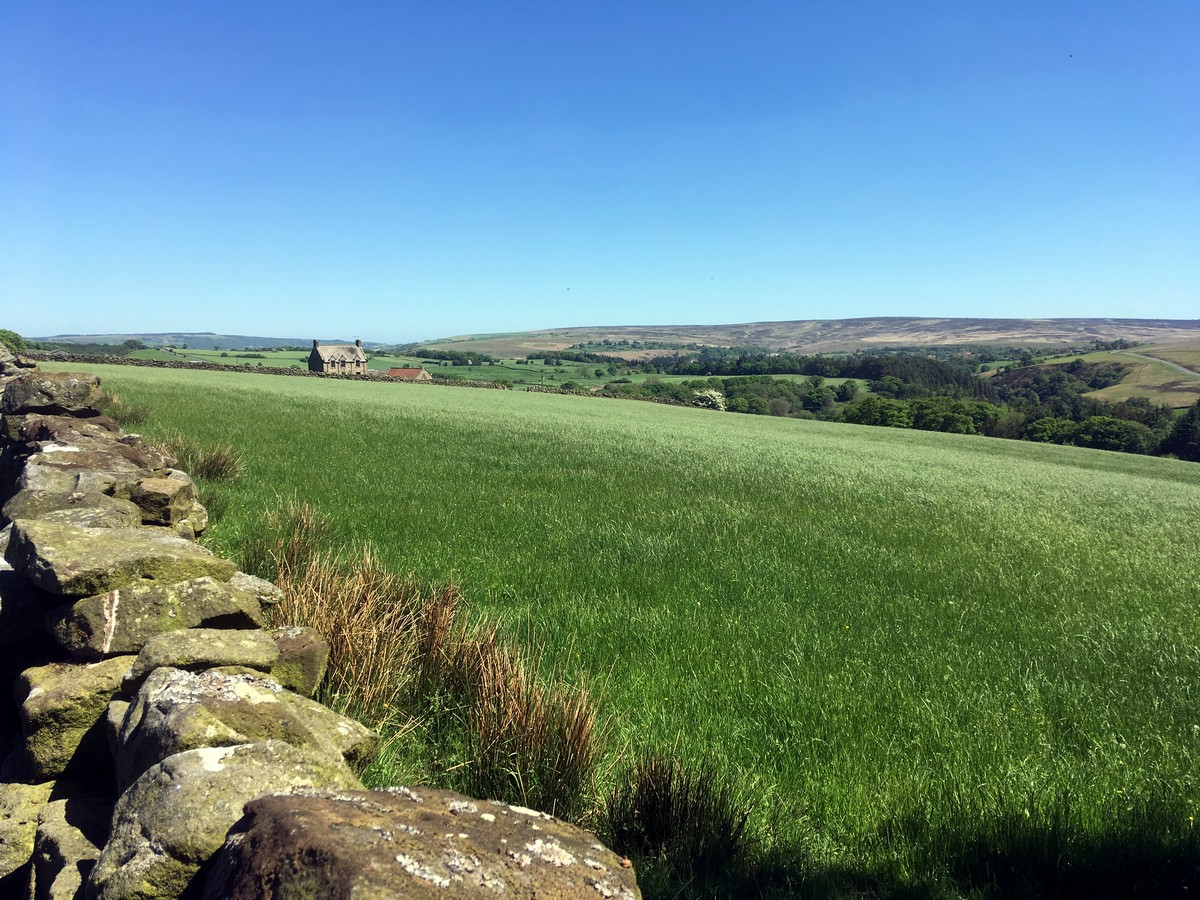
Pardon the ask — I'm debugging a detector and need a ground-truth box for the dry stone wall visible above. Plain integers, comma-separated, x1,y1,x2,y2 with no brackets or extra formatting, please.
0,344,639,900
25,351,508,390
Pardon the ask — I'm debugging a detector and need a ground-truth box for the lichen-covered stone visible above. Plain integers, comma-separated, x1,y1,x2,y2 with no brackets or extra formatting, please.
17,448,149,503
115,667,378,789
267,626,330,697
4,488,144,529
47,576,264,660
17,655,135,780
130,476,196,526
127,628,280,682
228,571,282,608
0,781,54,890
1,373,101,416
30,795,112,900
204,787,642,900
88,740,363,900
4,520,235,597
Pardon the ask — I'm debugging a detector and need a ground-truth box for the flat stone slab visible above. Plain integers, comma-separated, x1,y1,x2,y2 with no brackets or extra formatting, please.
89,741,363,900
128,628,280,682
4,520,235,597
204,787,642,900
48,577,264,660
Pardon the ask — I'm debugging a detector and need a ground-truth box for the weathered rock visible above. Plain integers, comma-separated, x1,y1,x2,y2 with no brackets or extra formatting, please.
30,796,112,900
0,781,54,892
228,571,282,608
127,628,280,682
4,488,144,529
17,656,135,780
268,626,330,697
47,576,264,660
1,413,122,447
130,476,196,526
88,740,363,900
0,342,37,377
115,667,378,789
204,786,642,900
1,373,101,416
18,448,149,500
4,520,235,596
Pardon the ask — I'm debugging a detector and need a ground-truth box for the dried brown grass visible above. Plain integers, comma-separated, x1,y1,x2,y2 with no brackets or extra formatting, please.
251,501,606,817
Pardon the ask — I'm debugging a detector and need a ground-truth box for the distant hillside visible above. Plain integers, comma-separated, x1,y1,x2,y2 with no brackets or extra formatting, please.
425,317,1200,357
30,332,365,351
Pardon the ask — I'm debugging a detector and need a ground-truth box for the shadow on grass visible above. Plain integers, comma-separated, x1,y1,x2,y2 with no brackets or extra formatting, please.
629,793,1200,899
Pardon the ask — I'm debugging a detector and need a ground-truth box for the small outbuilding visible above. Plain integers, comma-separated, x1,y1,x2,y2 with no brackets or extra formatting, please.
309,339,368,375
386,367,433,381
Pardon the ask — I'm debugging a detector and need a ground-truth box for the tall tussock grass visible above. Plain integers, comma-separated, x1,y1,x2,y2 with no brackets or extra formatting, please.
605,752,753,895
154,431,244,481
242,501,604,820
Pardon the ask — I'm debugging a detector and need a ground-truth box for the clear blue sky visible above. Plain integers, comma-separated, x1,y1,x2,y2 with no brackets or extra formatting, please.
2,2,1196,343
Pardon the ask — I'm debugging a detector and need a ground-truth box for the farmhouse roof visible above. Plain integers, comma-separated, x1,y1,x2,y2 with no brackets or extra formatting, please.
386,367,431,379
311,339,367,363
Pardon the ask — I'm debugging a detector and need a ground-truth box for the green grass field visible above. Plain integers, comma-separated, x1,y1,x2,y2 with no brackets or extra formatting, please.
47,362,1200,896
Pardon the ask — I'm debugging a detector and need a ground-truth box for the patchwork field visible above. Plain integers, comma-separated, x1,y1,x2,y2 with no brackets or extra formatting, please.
45,362,1200,896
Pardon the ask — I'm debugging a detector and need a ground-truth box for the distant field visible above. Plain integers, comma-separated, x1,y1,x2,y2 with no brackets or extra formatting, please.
48,360,1200,896
1136,342,1200,375
1019,346,1200,409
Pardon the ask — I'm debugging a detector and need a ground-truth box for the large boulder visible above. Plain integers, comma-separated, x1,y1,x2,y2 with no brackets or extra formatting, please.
126,628,280,683
17,655,135,780
1,373,101,416
267,626,330,697
204,786,642,900
0,781,54,892
88,741,363,900
29,795,112,900
114,667,378,789
4,520,235,597
47,577,264,660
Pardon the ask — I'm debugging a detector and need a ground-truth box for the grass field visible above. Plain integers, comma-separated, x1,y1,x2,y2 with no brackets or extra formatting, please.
47,362,1200,896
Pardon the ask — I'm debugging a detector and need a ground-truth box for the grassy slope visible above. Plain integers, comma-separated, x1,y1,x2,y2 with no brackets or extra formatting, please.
60,362,1200,890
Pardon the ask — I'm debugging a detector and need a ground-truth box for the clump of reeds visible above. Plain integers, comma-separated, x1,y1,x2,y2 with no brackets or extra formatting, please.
155,432,244,481
97,390,150,427
606,751,753,889
249,501,605,820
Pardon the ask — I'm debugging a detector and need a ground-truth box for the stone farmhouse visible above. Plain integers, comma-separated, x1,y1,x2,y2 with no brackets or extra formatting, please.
308,339,368,375
385,366,433,381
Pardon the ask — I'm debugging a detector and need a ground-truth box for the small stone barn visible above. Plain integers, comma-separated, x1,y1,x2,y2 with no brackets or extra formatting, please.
386,366,433,381
308,339,368,375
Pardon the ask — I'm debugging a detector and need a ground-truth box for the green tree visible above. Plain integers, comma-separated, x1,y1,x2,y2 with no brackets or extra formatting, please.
0,328,27,352
1161,401,1200,462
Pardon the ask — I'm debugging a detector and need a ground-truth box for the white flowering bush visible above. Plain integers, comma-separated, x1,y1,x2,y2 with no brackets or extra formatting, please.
692,389,727,411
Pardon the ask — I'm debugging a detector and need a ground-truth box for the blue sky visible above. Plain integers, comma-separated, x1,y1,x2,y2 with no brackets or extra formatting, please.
2,2,1196,343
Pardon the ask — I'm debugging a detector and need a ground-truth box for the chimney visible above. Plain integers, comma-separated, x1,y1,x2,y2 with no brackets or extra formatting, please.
355,339,362,347
312,340,319,349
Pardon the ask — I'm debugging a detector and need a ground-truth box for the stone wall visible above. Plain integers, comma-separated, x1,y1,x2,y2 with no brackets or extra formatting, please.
0,345,639,899
25,352,508,390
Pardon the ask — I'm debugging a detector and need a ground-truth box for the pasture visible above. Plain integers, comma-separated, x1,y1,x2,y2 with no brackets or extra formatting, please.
47,361,1200,896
